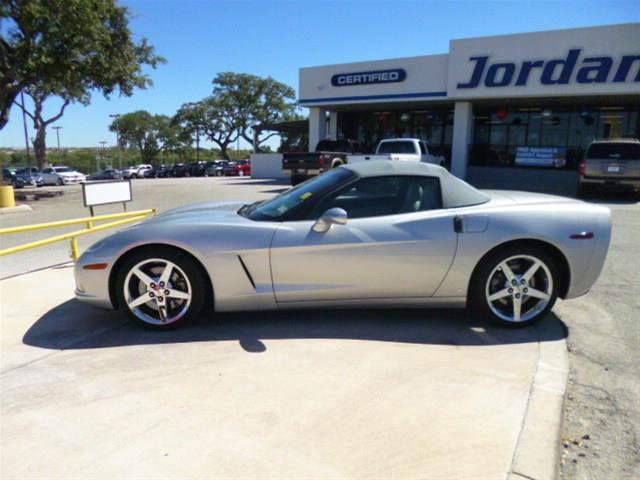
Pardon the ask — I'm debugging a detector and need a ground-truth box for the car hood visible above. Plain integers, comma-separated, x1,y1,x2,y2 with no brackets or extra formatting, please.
58,171,83,177
147,200,253,226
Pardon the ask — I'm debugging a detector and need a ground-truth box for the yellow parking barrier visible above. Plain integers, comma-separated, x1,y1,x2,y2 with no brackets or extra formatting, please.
0,209,156,261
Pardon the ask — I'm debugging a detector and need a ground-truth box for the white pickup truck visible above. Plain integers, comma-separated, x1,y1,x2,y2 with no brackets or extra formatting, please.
349,138,445,166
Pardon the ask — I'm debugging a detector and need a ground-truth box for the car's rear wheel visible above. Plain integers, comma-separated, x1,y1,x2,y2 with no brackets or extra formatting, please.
115,248,207,329
469,246,559,327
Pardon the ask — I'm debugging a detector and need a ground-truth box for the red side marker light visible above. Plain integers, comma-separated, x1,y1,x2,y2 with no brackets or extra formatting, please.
570,232,594,240
83,263,108,270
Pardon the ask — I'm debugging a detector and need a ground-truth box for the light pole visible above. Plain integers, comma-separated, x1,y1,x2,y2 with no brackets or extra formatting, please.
109,114,122,170
99,141,107,171
52,126,62,164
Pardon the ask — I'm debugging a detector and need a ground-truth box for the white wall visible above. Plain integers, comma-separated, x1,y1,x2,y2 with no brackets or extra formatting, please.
250,153,288,179
299,54,448,107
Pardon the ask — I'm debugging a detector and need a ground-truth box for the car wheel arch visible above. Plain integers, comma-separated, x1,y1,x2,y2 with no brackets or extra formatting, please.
108,243,214,311
467,238,571,300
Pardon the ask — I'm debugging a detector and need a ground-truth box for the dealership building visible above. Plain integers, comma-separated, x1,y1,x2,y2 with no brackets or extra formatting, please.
293,23,640,180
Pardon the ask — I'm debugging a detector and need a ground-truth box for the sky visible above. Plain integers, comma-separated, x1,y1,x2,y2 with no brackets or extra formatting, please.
1,0,639,150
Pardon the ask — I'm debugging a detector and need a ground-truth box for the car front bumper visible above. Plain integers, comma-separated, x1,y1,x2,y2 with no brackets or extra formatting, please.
74,252,115,310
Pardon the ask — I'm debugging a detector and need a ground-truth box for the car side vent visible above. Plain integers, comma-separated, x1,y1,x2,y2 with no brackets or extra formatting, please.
237,255,256,290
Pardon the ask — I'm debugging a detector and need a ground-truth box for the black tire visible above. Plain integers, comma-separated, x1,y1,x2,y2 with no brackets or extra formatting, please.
216,170,223,177
331,158,344,168
468,245,559,327
115,247,208,330
57,177,63,186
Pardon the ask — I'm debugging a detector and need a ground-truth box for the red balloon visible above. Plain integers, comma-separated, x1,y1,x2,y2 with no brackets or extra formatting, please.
496,109,509,120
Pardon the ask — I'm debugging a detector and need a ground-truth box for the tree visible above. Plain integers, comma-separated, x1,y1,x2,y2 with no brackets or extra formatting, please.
211,72,297,153
173,97,241,160
110,111,171,164
1,0,164,166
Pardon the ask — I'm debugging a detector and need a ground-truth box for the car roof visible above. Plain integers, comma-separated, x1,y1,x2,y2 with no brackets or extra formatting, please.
343,160,445,177
342,161,489,208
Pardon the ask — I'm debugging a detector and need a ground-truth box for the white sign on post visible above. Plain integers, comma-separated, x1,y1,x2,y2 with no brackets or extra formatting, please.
82,180,132,208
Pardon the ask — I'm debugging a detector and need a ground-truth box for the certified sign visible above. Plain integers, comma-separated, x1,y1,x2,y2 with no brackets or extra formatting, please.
331,69,407,87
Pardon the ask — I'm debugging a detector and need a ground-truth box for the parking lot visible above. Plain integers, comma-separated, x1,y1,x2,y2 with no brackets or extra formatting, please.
1,177,638,479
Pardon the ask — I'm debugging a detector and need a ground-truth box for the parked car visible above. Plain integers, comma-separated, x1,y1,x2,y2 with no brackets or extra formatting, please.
233,159,251,177
348,138,445,166
3,167,43,188
2,167,17,183
130,164,153,179
221,161,239,176
40,166,86,185
170,163,188,177
186,161,207,177
204,160,227,177
75,161,611,330
121,166,137,179
88,169,122,181
283,139,365,185
578,139,640,196
144,164,169,178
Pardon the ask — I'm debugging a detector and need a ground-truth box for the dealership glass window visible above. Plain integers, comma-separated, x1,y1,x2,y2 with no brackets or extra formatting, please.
567,112,597,148
527,113,542,146
540,112,570,146
598,110,627,139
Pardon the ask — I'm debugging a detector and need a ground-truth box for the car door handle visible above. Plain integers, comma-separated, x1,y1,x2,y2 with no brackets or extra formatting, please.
453,215,464,233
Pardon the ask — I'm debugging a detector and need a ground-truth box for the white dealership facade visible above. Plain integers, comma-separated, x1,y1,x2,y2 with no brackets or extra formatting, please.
297,23,640,179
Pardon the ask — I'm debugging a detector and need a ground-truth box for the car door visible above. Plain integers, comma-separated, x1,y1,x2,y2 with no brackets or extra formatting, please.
41,168,53,185
270,175,458,303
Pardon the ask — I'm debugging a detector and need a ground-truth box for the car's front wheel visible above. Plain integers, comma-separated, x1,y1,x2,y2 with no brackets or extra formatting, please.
115,248,207,329
57,177,64,186
469,246,559,327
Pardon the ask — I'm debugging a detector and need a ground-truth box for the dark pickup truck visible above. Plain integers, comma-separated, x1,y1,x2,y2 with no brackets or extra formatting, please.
282,140,365,185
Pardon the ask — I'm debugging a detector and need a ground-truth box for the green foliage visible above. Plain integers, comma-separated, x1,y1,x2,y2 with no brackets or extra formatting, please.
109,111,187,164
1,0,165,130
211,72,297,151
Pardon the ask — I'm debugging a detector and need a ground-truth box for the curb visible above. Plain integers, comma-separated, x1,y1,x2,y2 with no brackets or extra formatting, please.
510,318,569,480
0,204,32,214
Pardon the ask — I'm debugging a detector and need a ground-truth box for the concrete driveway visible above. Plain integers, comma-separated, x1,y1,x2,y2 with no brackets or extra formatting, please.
1,266,567,480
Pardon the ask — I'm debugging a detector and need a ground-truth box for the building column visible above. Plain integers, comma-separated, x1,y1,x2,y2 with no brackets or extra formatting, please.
451,101,473,179
328,111,338,139
308,107,327,151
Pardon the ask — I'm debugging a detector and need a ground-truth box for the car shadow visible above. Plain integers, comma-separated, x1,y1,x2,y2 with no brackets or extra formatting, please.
23,299,567,353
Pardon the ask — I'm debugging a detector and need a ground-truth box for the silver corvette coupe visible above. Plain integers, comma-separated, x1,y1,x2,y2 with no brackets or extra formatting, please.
75,161,611,329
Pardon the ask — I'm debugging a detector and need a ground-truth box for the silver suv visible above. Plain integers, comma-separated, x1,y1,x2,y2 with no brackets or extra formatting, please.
578,139,640,196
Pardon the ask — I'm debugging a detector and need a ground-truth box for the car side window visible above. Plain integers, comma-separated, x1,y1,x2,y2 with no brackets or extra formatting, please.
312,176,442,220
42,168,51,174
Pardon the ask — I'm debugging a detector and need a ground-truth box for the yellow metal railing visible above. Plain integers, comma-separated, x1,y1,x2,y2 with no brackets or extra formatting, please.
0,209,156,261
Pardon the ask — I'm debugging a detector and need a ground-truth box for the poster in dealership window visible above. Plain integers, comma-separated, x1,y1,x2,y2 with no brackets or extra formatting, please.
515,147,566,168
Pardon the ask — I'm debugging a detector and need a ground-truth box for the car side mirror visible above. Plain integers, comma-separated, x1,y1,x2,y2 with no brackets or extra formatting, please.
312,207,348,233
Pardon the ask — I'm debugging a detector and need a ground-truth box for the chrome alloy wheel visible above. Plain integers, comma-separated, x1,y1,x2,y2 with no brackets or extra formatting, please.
123,258,192,326
484,254,553,323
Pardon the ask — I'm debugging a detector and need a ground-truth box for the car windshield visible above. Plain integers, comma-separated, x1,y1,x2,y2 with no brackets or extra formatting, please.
377,141,416,154
586,143,640,160
241,168,355,221
54,167,73,172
